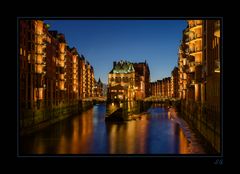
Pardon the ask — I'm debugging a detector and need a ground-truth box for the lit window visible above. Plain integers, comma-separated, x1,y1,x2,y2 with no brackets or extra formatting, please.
20,48,22,55
38,88,43,100
28,54,31,63
24,50,26,56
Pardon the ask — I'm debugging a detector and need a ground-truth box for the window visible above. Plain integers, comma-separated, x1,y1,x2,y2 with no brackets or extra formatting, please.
28,54,31,63
123,77,128,82
116,77,121,83
20,48,22,55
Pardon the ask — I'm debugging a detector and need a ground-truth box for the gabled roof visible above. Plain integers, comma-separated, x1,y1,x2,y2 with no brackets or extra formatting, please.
109,60,135,74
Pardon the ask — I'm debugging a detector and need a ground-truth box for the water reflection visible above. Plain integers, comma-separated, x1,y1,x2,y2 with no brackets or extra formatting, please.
20,103,200,155
106,115,149,154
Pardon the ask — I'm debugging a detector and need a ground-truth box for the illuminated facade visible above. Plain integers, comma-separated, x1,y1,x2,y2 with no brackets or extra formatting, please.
171,67,179,98
65,47,80,104
19,20,50,112
94,78,104,97
178,33,188,100
178,19,220,105
85,62,94,98
150,77,171,98
181,20,203,102
20,20,95,131
78,55,86,99
177,20,204,102
178,19,221,152
133,61,150,100
107,60,150,101
108,60,135,101
164,77,171,97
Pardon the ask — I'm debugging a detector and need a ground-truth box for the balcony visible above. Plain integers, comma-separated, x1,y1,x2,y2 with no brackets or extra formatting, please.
35,42,42,46
35,32,45,37
38,88,43,100
42,71,46,76
189,66,195,73
189,22,202,29
59,54,65,61
59,74,64,80
182,65,189,73
73,74,77,79
191,80,195,86
59,81,65,90
36,55,42,64
59,51,66,56
42,61,46,66
214,20,220,37
183,73,187,80
59,60,64,68
35,51,43,55
35,64,43,74
182,57,187,65
189,48,202,54
41,44,46,49
188,55,195,62
189,34,202,42
189,48,195,54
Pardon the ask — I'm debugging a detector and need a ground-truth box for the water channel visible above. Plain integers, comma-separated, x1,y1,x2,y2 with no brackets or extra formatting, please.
20,103,205,155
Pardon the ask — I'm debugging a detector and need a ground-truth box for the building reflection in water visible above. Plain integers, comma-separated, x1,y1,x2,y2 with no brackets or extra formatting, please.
35,137,45,154
106,114,149,154
20,104,198,154
60,109,94,154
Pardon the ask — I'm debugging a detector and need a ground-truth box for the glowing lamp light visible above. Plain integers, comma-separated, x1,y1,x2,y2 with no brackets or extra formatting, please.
38,88,43,100
214,68,220,73
214,60,220,73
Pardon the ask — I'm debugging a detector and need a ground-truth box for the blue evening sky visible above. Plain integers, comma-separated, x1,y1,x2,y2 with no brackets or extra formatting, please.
44,20,187,84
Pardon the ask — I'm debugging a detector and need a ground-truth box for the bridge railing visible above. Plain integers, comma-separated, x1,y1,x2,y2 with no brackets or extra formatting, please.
144,96,180,102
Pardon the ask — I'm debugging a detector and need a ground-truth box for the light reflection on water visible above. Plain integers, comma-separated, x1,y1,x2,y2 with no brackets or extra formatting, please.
20,103,196,154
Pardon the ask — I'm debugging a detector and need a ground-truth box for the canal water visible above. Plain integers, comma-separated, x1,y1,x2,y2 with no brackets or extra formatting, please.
20,103,205,155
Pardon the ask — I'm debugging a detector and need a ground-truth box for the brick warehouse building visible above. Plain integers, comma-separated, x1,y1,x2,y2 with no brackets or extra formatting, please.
150,77,171,98
107,60,150,101
178,20,221,152
133,61,150,99
19,20,95,134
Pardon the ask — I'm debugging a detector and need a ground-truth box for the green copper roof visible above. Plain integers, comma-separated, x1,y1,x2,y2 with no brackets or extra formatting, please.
110,60,135,74
46,24,51,29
